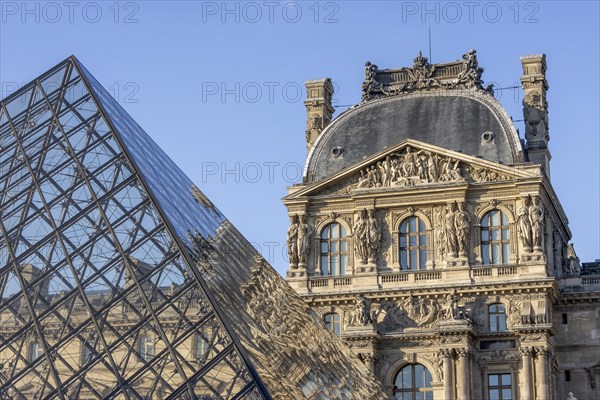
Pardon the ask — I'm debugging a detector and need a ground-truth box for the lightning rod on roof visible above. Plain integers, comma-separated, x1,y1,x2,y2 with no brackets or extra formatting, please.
428,25,432,62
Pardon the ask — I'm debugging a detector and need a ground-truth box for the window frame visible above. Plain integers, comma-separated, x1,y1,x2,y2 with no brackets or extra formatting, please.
399,216,428,271
480,210,510,265
30,342,43,363
488,303,507,332
319,222,349,276
393,363,433,400
139,335,154,362
487,372,513,400
82,337,97,364
323,312,341,336
194,331,212,361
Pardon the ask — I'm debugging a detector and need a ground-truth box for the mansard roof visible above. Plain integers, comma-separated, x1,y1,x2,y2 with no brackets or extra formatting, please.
304,51,524,182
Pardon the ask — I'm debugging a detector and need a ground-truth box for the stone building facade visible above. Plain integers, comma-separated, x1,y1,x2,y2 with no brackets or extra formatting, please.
284,51,600,400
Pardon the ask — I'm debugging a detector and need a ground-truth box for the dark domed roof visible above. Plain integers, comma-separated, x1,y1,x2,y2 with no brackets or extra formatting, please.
304,90,523,182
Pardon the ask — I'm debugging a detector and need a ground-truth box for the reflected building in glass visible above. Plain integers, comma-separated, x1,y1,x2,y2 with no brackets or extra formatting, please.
284,51,600,400
0,58,389,399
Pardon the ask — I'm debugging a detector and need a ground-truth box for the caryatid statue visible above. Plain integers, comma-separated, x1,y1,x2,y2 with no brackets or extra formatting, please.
454,202,471,257
297,215,311,267
517,196,533,252
530,196,544,251
287,214,299,268
353,210,369,264
366,210,382,264
445,288,461,320
445,202,458,258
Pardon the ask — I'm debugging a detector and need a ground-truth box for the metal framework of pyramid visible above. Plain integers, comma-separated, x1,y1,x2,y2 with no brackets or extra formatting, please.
0,57,388,399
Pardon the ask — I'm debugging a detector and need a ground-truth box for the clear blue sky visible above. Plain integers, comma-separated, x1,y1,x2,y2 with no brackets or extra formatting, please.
1,1,598,276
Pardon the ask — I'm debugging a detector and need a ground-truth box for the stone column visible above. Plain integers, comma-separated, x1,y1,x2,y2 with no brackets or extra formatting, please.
441,349,454,400
457,349,471,400
535,347,550,400
519,347,534,400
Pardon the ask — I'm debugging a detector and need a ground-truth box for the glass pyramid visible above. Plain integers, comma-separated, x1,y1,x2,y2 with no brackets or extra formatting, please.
0,57,388,399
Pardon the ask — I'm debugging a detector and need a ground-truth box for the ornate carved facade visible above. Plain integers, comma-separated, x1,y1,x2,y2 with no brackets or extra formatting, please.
285,51,600,400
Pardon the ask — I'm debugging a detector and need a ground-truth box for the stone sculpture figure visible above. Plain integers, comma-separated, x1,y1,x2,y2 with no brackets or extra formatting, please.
566,392,577,400
287,215,300,267
427,152,440,182
350,295,373,326
402,146,419,177
457,49,481,85
380,156,393,186
507,301,521,327
297,215,311,267
445,203,458,258
366,210,382,263
361,62,385,101
353,210,369,264
530,196,544,251
356,170,371,189
517,197,533,252
305,115,322,149
566,243,581,274
455,203,471,257
445,289,460,320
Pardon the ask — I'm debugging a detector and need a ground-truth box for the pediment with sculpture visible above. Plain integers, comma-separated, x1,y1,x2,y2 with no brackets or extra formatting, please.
300,141,535,198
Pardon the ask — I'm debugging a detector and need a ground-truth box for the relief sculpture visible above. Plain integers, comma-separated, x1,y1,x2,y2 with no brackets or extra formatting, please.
377,296,442,332
346,295,374,327
354,146,465,189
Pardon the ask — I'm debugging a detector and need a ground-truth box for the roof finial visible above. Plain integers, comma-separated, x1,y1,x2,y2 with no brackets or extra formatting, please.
413,50,428,67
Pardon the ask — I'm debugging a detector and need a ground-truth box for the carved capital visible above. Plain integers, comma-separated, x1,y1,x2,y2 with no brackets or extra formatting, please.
534,346,550,357
456,348,472,358
519,346,535,357
440,348,455,358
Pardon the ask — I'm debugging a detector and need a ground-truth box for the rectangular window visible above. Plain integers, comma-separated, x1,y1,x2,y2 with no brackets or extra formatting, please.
488,373,512,400
30,342,44,362
562,313,568,324
139,336,154,362
565,370,571,381
195,332,211,360
83,338,97,364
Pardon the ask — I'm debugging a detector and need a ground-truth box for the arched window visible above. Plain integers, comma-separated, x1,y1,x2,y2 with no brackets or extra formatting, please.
394,363,433,400
481,210,510,265
399,217,427,270
489,303,507,332
320,223,348,276
323,313,341,336
30,342,43,362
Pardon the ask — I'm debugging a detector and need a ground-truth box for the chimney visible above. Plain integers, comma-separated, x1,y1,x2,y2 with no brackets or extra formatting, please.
304,79,334,153
520,54,551,177
19,264,49,311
